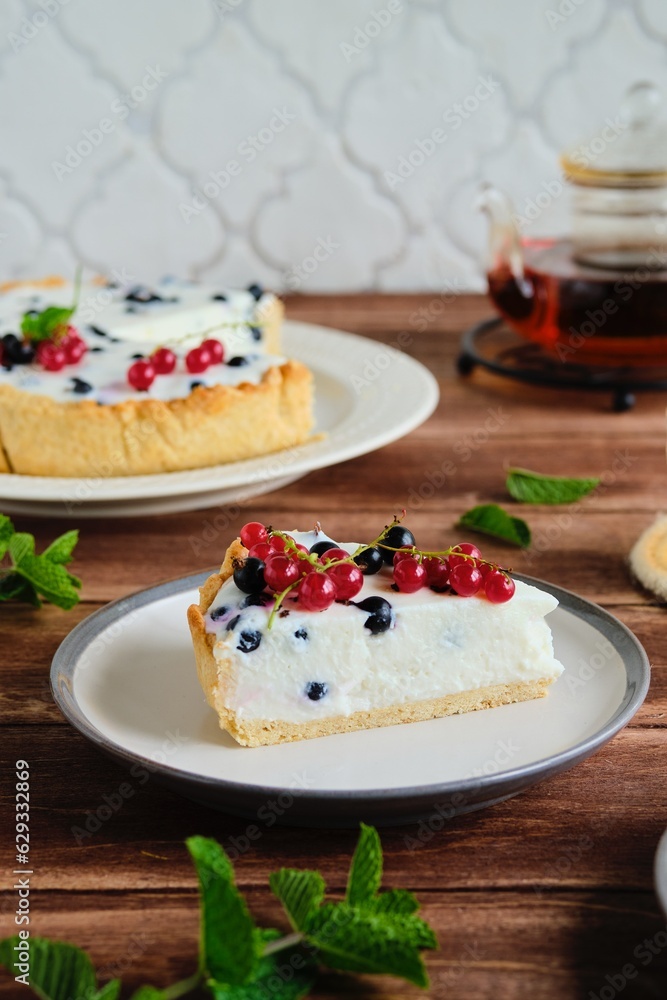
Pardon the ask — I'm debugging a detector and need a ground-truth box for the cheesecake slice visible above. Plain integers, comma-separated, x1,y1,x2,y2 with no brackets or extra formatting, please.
188,523,564,747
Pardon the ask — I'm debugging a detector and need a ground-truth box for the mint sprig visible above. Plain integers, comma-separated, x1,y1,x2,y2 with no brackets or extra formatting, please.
20,268,82,344
0,938,120,1000
0,827,436,998
457,503,531,548
0,515,81,609
506,467,600,504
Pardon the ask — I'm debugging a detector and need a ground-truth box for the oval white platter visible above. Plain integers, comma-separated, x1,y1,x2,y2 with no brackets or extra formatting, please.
0,321,439,518
51,573,649,826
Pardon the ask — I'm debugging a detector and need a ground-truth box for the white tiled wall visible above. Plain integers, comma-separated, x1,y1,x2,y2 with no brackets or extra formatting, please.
0,0,664,292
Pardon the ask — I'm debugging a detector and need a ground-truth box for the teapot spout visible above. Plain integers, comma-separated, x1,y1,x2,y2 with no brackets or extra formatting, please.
476,185,526,282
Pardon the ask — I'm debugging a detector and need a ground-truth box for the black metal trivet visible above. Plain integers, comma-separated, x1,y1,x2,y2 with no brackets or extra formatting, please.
458,317,667,412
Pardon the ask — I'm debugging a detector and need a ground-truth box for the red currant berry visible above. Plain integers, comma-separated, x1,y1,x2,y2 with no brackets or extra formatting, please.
319,547,349,563
393,545,415,566
299,571,337,612
65,340,87,364
240,521,268,549
424,556,450,591
185,346,211,374
448,542,483,569
393,557,427,593
485,570,516,604
248,541,272,561
127,359,156,391
202,338,224,364
61,330,87,364
152,347,177,374
327,562,364,600
37,341,67,372
449,563,483,597
477,561,494,579
264,554,300,592
269,534,289,551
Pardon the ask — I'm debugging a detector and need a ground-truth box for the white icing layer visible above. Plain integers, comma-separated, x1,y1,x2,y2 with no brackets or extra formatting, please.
206,529,564,724
0,278,275,350
0,278,282,405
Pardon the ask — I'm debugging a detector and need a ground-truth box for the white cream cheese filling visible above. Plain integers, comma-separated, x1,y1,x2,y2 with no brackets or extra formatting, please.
0,278,282,405
206,529,564,724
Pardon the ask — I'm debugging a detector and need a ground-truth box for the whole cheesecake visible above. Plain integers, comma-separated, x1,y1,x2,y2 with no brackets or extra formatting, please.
0,277,313,477
188,522,564,747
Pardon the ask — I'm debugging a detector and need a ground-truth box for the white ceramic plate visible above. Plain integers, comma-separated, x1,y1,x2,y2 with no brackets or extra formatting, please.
0,321,439,518
655,829,667,917
51,573,649,826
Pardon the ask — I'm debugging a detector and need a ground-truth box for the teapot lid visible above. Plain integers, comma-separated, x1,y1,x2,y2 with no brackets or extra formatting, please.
561,82,667,187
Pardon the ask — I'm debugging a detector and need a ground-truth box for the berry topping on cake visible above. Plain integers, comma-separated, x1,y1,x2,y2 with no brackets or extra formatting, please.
227,356,249,367
356,595,395,634
305,681,328,701
237,629,262,653
127,358,156,391
240,522,268,549
379,525,416,564
202,338,224,364
151,347,177,374
354,546,383,575
186,345,211,374
233,557,266,594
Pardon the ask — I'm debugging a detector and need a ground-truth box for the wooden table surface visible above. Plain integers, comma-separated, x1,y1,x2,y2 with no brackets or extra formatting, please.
2,293,667,999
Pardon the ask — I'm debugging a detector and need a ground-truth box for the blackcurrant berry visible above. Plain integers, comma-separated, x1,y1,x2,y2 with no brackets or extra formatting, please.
237,629,262,653
355,596,395,634
209,604,230,621
305,681,328,701
353,546,383,575
233,557,266,594
240,593,271,609
379,525,416,564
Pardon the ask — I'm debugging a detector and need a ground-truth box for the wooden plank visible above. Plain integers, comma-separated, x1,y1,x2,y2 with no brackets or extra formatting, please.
1,725,665,894
0,890,664,999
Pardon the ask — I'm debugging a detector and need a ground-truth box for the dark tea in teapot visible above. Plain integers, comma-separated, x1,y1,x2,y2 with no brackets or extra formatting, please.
487,237,667,365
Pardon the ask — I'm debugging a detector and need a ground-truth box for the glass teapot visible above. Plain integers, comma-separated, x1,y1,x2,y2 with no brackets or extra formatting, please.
479,82,667,366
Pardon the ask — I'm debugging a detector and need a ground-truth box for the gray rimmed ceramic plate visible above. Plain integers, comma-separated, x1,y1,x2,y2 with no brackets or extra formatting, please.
51,573,649,827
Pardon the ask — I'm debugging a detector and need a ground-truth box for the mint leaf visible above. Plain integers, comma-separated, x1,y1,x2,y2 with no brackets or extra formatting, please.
303,903,431,987
506,467,600,505
15,555,81,609
0,514,14,559
0,572,39,604
9,532,35,563
366,888,419,916
129,987,166,999
186,836,260,986
209,931,315,1000
42,529,79,565
270,869,326,930
346,823,382,907
0,936,117,1000
93,984,121,1000
21,305,74,343
457,504,531,548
